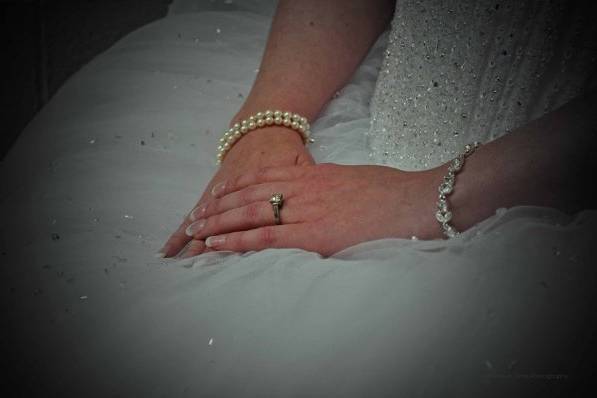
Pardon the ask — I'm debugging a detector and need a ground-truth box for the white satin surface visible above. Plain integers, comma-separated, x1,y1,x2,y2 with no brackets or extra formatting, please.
1,2,596,396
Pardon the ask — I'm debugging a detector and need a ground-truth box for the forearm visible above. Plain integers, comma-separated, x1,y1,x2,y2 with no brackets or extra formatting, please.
441,91,597,233
230,0,394,127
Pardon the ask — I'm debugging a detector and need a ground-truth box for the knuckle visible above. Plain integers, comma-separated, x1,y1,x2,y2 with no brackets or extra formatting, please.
238,188,253,204
258,226,277,246
205,213,220,233
242,202,261,221
229,175,241,192
202,201,214,217
256,166,271,181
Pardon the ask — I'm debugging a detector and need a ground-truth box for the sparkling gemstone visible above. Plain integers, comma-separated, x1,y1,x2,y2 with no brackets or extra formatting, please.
451,158,463,171
269,193,283,205
439,182,453,195
436,210,452,223
443,224,458,238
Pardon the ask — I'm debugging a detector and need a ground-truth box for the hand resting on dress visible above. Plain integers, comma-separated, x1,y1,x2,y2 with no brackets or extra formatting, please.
184,163,444,257
180,89,597,257
157,126,313,258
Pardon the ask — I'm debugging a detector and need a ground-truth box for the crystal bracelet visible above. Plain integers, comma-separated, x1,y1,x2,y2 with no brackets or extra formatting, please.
435,141,480,238
216,110,313,164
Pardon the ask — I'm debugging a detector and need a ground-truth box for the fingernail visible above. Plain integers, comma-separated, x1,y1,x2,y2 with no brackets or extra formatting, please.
185,219,206,237
155,244,170,258
205,235,226,247
211,181,226,197
189,204,207,221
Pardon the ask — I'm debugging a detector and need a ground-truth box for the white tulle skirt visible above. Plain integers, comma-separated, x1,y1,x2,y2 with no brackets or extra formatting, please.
1,4,596,397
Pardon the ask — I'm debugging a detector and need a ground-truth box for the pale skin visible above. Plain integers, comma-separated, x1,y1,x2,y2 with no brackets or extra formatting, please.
158,0,597,258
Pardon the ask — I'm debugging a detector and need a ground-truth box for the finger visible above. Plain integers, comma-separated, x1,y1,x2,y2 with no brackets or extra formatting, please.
212,165,309,198
186,197,302,240
197,182,296,219
179,239,207,259
158,199,208,258
204,224,314,253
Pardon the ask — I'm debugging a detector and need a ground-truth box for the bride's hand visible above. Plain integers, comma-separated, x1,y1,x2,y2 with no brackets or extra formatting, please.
157,128,314,258
184,163,446,257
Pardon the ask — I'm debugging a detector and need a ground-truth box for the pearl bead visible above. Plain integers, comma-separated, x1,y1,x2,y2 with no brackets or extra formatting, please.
216,110,312,165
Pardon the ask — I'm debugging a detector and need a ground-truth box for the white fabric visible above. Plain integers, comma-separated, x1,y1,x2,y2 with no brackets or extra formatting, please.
2,1,596,396
368,0,597,171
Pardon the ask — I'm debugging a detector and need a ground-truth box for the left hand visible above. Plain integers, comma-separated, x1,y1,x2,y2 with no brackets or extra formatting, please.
184,162,446,257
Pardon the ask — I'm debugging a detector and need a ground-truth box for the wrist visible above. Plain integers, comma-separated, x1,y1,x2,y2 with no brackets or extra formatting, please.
221,125,311,167
429,142,493,238
234,125,306,149
230,98,318,130
218,109,312,164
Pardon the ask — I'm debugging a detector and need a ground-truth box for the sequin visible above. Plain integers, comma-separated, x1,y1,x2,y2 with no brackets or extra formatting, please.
367,0,596,171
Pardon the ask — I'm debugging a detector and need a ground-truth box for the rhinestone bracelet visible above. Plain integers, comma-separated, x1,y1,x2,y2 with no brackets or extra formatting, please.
216,110,313,164
435,141,480,238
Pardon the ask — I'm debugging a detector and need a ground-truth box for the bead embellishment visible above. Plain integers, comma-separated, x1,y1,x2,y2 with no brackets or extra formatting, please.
366,0,592,172
436,141,480,238
216,110,313,164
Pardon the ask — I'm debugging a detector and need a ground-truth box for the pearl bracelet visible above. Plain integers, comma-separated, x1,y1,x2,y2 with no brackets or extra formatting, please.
435,141,480,238
216,110,313,164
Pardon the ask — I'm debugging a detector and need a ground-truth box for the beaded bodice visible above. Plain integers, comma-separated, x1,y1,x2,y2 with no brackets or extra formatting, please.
367,0,597,171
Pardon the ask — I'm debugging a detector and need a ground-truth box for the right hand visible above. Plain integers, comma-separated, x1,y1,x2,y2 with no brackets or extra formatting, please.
157,126,314,258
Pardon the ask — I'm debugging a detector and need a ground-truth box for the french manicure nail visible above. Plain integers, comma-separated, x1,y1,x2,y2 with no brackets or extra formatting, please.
188,207,197,221
211,181,226,197
190,204,207,221
205,235,226,247
185,219,206,237
154,244,169,257
155,244,170,258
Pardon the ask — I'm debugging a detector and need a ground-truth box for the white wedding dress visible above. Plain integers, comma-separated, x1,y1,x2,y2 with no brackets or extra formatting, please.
2,0,596,396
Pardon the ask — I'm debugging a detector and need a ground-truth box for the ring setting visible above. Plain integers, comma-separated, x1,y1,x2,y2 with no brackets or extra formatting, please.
269,193,284,225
